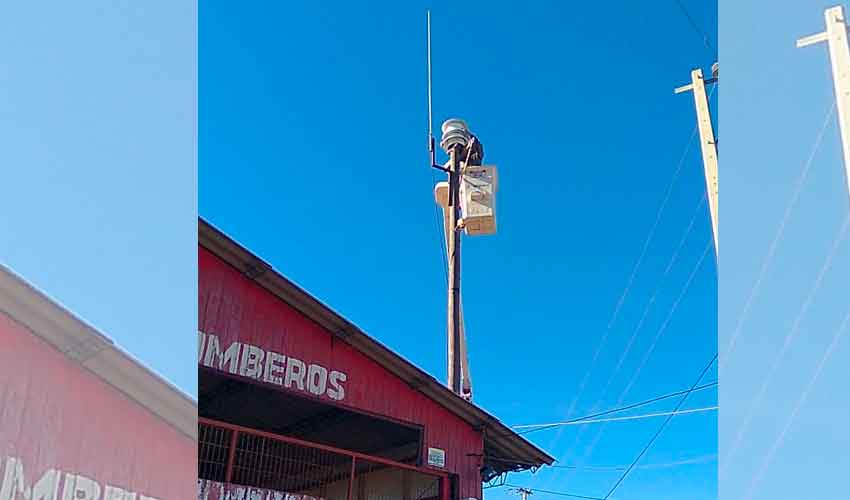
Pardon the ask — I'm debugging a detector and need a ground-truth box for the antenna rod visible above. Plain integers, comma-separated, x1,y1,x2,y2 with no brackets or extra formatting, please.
427,10,436,167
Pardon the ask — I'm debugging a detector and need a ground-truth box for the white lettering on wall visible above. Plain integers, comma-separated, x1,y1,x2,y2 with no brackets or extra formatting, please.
0,456,159,500
263,352,285,385
197,331,206,363
62,474,101,500
306,365,328,396
239,345,264,379
203,336,240,374
198,332,348,402
283,358,306,391
327,371,347,401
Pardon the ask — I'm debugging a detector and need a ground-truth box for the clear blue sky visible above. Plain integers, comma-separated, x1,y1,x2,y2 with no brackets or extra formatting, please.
722,2,850,499
201,2,717,499
0,2,197,396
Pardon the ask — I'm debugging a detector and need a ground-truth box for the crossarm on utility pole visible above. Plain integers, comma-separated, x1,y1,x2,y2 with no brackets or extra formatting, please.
797,5,850,206
797,31,828,48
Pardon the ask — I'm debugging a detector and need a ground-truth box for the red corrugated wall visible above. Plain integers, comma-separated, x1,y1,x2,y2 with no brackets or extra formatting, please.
0,313,196,500
199,247,484,500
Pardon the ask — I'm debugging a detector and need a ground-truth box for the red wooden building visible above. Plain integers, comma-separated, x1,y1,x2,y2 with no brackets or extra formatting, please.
198,219,553,500
0,265,197,500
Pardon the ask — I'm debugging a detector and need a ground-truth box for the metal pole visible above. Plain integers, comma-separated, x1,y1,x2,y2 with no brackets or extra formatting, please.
798,5,850,204
347,457,356,500
225,429,239,483
447,145,462,395
675,67,719,254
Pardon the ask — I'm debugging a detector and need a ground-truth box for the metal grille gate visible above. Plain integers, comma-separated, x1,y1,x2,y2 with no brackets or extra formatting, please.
198,418,446,500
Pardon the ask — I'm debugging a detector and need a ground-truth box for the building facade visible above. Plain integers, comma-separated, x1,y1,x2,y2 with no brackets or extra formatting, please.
0,266,197,500
198,220,552,500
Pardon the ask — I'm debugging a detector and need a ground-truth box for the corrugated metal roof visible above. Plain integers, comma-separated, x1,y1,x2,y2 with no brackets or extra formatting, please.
199,217,554,474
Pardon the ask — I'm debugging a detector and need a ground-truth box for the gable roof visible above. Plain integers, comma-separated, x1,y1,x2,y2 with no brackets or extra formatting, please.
199,218,553,478
0,263,197,441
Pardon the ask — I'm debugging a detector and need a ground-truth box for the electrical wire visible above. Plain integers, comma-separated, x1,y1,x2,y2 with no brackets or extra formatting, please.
509,380,717,436
722,214,850,473
545,81,716,471
502,484,604,500
589,207,710,418
721,103,837,370
673,0,717,59
515,406,717,429
543,120,701,458
603,354,718,499
430,169,448,286
484,456,717,500
743,306,850,500
552,237,712,485
572,239,714,466
547,453,717,471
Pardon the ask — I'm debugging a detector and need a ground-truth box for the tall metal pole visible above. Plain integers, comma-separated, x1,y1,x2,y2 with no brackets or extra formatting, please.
798,5,850,203
447,144,463,395
676,66,719,254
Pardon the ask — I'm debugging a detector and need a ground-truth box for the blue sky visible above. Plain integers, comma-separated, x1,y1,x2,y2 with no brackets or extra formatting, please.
721,2,850,499
0,2,197,396
201,2,717,499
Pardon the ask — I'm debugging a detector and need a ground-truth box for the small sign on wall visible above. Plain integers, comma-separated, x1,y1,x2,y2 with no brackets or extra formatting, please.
427,447,446,468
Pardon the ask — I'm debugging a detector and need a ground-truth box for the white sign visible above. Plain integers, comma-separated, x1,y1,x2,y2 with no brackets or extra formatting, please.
198,331,348,401
427,448,446,468
0,456,159,500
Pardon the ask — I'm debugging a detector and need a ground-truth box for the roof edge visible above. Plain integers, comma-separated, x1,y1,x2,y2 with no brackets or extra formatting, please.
199,217,554,468
0,263,197,441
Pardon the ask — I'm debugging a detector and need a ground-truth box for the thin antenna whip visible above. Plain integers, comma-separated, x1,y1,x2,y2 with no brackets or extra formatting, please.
427,10,436,166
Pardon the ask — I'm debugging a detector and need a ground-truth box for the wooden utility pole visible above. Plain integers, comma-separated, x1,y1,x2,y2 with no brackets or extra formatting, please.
514,488,533,500
428,15,494,400
798,5,850,204
447,144,463,394
434,182,473,400
440,119,470,396
676,65,719,253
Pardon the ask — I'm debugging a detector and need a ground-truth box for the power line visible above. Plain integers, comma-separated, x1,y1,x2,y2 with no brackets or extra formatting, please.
430,170,448,285
664,194,706,276
548,453,717,471
553,237,712,482
503,484,603,500
484,457,718,500
547,79,716,475
673,0,717,59
544,120,701,458
484,452,716,474
573,239,714,465
515,406,717,430
550,79,716,487
509,380,716,437
603,353,718,499
722,214,850,473
721,103,836,371
743,306,850,500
